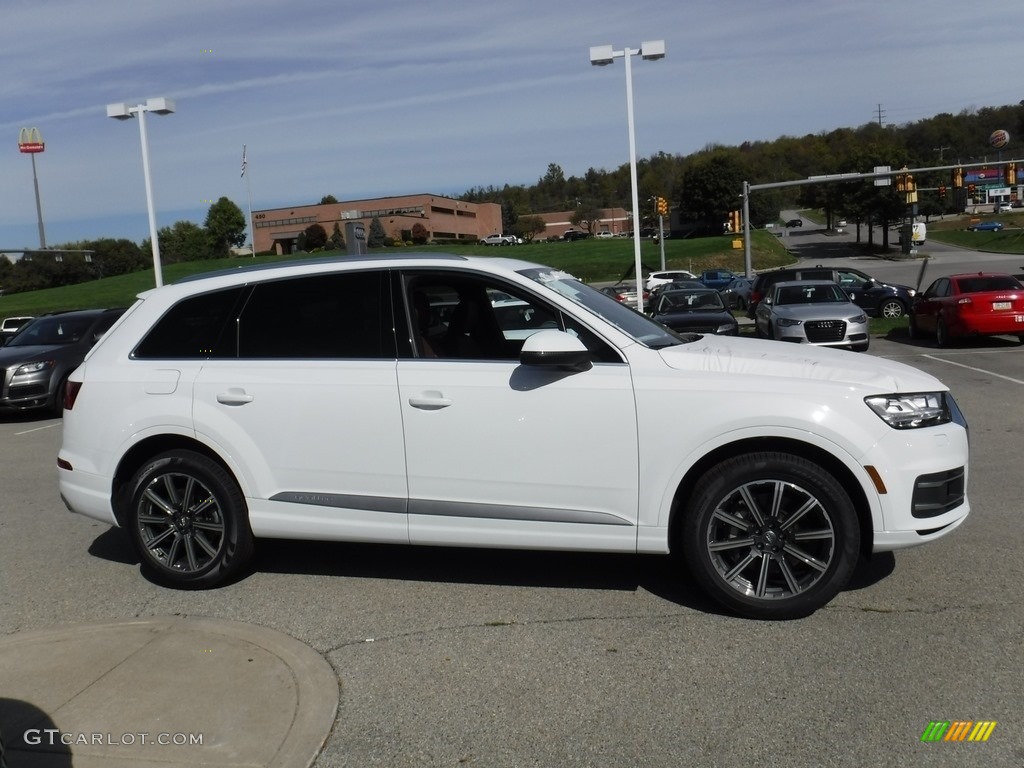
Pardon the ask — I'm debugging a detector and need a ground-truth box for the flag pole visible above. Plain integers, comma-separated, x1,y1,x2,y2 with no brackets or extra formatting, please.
242,144,256,257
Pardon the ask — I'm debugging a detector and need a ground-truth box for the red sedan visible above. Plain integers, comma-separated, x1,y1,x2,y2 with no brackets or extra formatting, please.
909,272,1024,346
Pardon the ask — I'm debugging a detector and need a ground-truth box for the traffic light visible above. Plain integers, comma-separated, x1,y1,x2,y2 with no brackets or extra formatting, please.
905,173,915,192
968,183,977,197
952,167,963,188
938,185,946,200
895,173,906,192
728,210,741,233
656,196,669,216
1007,163,1017,186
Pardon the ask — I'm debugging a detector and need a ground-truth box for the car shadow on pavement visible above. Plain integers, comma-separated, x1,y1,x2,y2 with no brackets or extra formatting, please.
884,326,1024,349
255,538,729,612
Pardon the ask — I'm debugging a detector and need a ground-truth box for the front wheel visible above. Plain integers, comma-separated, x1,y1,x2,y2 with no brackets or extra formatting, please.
878,299,905,319
127,450,254,588
936,315,950,347
680,452,860,620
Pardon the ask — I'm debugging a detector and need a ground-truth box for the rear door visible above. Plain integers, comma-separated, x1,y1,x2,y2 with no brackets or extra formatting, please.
192,269,410,542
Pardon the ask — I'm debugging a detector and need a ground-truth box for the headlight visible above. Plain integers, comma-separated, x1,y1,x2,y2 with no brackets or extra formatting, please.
851,313,868,324
777,317,803,327
864,392,953,429
13,360,54,376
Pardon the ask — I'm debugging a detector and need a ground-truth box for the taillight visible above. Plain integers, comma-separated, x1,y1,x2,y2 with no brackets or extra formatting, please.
64,380,82,411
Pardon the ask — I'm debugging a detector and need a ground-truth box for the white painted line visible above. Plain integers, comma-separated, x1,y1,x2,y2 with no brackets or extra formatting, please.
923,354,1024,385
14,423,61,436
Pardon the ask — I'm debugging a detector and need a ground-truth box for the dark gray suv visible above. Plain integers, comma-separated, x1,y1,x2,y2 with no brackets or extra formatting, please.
0,308,125,415
747,266,915,320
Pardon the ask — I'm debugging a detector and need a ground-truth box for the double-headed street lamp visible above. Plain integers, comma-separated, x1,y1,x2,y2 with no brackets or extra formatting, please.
106,97,175,288
590,40,665,313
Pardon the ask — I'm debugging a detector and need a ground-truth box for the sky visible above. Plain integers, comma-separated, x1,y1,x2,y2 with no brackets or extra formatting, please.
1,0,1019,250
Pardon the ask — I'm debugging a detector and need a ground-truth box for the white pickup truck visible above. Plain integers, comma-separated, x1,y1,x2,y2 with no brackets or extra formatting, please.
479,233,520,246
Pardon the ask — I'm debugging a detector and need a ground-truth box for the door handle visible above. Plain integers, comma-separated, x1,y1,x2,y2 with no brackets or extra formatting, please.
408,391,452,410
216,389,254,406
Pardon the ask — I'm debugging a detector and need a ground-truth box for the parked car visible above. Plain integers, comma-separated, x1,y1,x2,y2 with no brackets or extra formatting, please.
699,269,739,291
0,308,125,415
909,272,1024,346
58,254,970,620
479,234,519,246
649,287,738,336
647,279,703,306
748,265,915,319
997,204,1013,213
562,229,590,241
645,270,698,292
720,277,753,310
785,218,803,228
754,280,870,351
595,231,614,239
598,283,640,309
0,315,34,344
966,221,1003,232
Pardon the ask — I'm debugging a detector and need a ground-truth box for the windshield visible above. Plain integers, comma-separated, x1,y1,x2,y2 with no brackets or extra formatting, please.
658,290,724,312
519,267,683,348
8,315,93,346
775,284,847,305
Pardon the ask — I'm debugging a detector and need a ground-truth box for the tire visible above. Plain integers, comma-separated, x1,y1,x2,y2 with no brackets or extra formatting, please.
680,451,860,620
936,315,950,347
878,299,905,319
51,374,69,417
907,315,919,339
127,450,254,588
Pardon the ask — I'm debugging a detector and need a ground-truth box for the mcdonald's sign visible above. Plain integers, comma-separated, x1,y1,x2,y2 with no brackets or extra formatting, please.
18,126,45,153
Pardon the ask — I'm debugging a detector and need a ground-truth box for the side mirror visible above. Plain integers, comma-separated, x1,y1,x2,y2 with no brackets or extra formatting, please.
520,330,592,372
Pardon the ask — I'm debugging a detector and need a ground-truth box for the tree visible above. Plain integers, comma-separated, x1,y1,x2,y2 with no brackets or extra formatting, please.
156,221,214,263
204,197,247,257
411,223,429,244
303,223,328,250
330,222,346,250
367,217,386,248
570,202,604,235
517,215,547,242
84,238,145,277
320,195,338,204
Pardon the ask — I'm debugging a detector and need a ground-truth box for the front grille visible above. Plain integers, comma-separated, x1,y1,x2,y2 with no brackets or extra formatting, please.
912,467,966,518
0,368,5,397
805,319,846,343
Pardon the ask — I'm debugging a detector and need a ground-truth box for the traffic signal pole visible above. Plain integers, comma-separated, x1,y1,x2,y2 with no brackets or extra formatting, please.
740,158,1022,278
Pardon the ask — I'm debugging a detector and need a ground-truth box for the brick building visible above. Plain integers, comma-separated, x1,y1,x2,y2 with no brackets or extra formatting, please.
252,194,503,255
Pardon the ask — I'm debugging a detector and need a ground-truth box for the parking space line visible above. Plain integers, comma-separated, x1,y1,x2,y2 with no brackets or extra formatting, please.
923,354,1024,385
14,423,61,436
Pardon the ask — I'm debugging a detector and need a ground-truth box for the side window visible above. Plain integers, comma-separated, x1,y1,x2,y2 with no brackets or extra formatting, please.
837,271,862,289
238,271,392,359
133,286,247,359
402,272,621,363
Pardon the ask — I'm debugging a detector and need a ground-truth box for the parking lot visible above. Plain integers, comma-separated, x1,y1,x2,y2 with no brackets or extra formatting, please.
1,330,1023,766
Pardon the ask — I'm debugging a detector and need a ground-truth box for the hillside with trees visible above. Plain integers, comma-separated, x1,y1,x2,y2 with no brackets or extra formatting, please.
462,102,1024,240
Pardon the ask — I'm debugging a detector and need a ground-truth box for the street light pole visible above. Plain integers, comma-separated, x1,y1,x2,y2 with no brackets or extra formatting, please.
107,97,175,288
590,40,665,313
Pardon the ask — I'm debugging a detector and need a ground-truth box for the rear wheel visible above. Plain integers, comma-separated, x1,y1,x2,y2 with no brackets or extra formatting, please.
127,450,254,588
680,452,860,620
